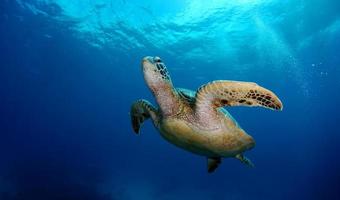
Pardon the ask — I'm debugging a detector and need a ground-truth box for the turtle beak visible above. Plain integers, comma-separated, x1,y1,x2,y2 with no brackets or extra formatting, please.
142,56,162,65
142,56,153,74
142,56,154,64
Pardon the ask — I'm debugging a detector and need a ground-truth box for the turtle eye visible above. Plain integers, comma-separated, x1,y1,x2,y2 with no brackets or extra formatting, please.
153,56,162,63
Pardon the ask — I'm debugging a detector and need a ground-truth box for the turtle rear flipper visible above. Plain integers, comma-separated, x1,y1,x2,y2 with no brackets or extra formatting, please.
235,154,254,167
130,99,158,134
207,157,222,173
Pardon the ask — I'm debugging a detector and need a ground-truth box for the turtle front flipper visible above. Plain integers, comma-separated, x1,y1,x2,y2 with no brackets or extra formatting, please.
130,99,158,134
207,157,222,173
195,80,283,115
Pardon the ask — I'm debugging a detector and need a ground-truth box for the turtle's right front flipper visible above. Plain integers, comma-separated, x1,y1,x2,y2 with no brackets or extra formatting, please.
130,99,158,134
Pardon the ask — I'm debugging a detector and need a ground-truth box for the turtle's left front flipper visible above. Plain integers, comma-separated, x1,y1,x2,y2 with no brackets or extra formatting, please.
195,80,283,113
130,99,158,134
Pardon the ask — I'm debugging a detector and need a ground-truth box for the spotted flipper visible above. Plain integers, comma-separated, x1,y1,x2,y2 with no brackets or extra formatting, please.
207,157,222,173
195,80,283,114
130,99,158,134
235,154,254,167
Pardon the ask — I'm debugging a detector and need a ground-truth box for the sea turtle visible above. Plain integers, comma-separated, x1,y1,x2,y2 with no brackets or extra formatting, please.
130,56,283,173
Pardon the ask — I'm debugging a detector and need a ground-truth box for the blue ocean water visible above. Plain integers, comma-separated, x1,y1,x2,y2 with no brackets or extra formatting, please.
0,0,340,199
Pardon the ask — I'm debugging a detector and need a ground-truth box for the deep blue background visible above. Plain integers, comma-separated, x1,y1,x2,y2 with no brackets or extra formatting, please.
0,1,340,199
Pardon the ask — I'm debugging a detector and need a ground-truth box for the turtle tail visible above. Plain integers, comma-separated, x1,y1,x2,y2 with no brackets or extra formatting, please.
130,99,158,134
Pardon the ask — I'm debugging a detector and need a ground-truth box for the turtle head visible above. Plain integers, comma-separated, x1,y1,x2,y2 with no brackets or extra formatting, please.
142,56,172,91
141,56,181,116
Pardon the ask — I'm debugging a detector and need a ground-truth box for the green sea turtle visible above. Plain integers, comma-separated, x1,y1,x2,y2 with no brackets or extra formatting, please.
130,56,283,173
